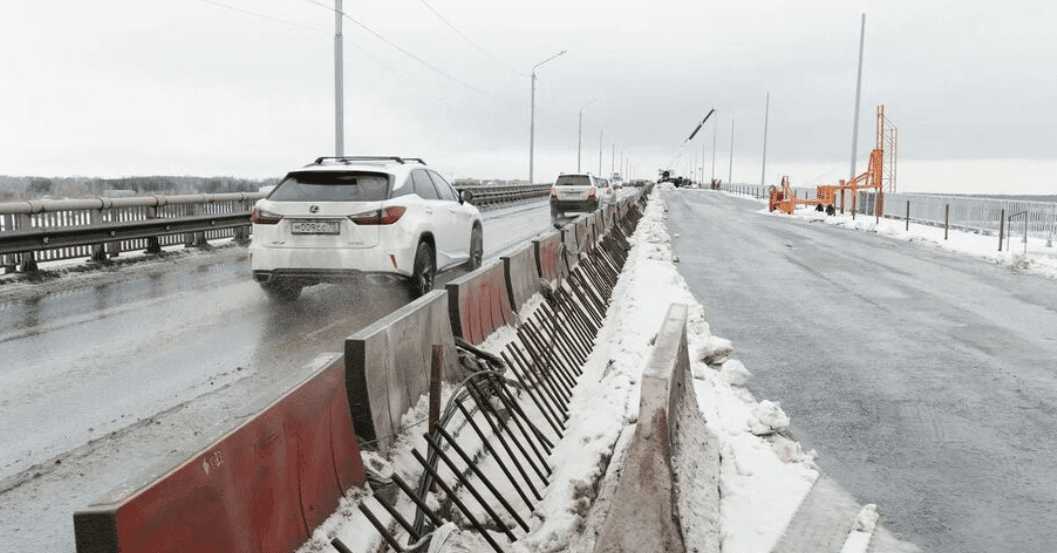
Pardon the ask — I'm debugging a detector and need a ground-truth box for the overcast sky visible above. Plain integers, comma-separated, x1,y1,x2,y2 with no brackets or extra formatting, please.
1,0,1055,193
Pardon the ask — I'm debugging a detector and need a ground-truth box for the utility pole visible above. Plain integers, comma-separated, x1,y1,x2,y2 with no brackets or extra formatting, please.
711,121,717,181
577,98,596,173
851,13,866,180
598,129,603,175
530,50,566,184
611,143,615,174
334,0,344,156
729,118,735,184
761,91,770,186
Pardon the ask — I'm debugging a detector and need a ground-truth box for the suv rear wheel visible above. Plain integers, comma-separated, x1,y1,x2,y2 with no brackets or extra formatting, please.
466,227,483,270
409,241,435,297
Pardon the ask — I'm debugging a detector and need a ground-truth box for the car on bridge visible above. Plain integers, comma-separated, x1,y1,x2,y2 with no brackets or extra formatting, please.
249,156,483,300
549,173,616,226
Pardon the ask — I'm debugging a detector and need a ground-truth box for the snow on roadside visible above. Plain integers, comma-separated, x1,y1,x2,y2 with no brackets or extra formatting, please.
731,189,1057,281
304,187,828,552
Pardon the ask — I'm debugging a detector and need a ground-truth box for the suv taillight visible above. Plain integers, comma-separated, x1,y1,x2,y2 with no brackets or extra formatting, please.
250,208,283,225
588,187,597,198
550,187,558,197
349,206,406,225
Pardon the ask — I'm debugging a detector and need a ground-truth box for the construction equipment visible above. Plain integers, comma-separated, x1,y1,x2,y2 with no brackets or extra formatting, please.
769,105,896,216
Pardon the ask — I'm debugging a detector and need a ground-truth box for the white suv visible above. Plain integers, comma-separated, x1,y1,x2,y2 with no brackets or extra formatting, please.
249,156,483,300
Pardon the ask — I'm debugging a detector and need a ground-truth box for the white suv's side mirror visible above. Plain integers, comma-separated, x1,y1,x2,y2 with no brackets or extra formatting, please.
459,189,474,204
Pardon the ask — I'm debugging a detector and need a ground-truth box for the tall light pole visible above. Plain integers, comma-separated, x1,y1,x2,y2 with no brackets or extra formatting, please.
598,127,606,175
578,98,597,172
850,13,867,180
761,91,770,186
334,0,344,156
711,120,717,181
728,118,735,184
530,50,566,184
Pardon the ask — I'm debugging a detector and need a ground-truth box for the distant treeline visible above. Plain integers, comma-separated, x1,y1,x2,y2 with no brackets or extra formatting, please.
0,175,280,202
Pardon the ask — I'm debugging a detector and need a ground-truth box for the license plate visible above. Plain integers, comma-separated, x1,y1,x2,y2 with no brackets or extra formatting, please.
291,220,340,234
560,192,583,199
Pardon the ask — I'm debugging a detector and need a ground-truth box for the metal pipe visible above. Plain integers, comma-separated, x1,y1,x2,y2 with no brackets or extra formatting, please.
410,449,507,553
454,401,536,510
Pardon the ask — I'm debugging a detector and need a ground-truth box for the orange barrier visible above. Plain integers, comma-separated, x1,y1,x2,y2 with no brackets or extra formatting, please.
445,259,517,346
74,354,366,553
345,290,459,449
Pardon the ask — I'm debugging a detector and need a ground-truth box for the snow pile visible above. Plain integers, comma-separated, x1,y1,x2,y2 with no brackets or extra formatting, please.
303,189,825,552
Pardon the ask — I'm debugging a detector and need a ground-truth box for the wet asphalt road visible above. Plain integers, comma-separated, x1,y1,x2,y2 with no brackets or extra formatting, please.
0,200,554,553
664,189,1057,553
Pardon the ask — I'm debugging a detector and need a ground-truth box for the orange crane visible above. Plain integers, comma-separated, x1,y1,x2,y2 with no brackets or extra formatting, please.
768,105,895,216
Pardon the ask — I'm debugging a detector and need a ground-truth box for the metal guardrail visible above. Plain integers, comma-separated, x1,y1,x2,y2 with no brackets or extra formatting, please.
0,185,554,273
457,184,552,207
0,193,262,272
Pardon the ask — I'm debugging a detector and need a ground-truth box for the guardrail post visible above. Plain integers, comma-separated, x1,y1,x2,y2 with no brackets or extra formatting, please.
905,200,910,231
16,213,38,272
1,213,15,273
89,205,109,262
998,209,1005,252
234,198,252,245
944,204,950,240
187,202,207,248
146,202,163,254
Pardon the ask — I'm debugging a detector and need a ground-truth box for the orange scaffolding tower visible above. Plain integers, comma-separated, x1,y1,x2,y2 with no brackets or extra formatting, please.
769,105,897,215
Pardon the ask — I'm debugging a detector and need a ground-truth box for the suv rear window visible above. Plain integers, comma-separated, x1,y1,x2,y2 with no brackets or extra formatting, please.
555,175,592,186
269,171,391,202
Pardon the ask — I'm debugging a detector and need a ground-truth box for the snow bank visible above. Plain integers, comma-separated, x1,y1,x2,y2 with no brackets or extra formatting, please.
303,189,825,552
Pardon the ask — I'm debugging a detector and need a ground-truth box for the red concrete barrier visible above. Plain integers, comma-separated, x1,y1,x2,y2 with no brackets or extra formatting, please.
345,290,459,450
534,230,565,283
445,259,517,346
74,354,366,553
502,243,541,312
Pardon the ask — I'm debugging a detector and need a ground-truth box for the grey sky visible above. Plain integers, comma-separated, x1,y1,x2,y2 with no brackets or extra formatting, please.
1,0,1055,192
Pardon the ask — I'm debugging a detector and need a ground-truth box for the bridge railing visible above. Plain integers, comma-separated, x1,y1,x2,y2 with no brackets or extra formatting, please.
0,193,262,272
0,184,553,273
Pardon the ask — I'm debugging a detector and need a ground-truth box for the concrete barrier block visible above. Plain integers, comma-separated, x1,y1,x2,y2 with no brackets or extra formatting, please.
74,354,366,553
502,242,541,312
534,230,565,283
594,304,720,553
445,259,517,346
573,217,591,255
345,290,459,449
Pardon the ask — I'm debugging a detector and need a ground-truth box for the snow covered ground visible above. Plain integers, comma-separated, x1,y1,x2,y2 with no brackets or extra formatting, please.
300,186,905,553
740,190,1057,282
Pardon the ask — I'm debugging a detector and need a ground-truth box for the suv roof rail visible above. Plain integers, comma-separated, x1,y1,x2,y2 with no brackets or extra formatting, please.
311,156,427,166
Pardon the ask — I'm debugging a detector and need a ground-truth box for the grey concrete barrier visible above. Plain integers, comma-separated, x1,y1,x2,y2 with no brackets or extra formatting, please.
593,303,720,553
445,258,518,346
561,225,580,271
345,290,460,450
573,217,590,255
501,242,541,312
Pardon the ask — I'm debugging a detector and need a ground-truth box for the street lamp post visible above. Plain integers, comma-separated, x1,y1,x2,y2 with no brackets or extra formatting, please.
578,98,597,172
530,50,566,184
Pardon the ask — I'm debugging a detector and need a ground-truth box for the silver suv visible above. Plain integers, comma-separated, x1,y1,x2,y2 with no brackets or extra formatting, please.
549,173,616,222
249,156,483,300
